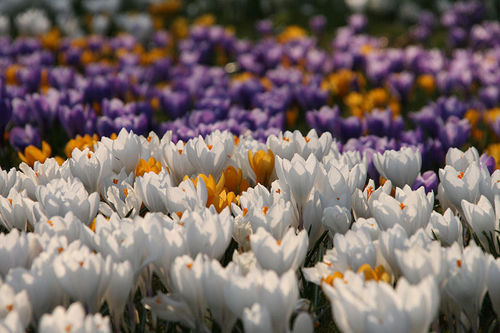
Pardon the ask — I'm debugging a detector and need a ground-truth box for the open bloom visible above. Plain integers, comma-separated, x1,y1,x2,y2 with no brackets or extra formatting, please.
427,209,463,247
372,186,433,236
250,227,308,275
439,163,481,211
68,146,111,194
461,195,499,251
444,243,492,331
323,272,439,333
39,302,111,333
181,206,234,259
373,147,421,188
134,169,173,212
53,246,112,313
0,283,32,329
36,177,100,225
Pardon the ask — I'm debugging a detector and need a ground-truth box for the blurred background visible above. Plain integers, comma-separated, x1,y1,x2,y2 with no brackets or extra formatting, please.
0,0,498,39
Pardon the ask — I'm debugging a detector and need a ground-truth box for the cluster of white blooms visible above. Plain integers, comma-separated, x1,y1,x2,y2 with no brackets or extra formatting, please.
1,128,500,332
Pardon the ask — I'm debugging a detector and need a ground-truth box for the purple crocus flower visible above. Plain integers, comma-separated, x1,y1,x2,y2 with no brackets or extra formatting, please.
309,15,327,35
387,72,414,101
252,88,292,115
365,108,403,139
83,76,112,103
17,67,41,93
437,96,468,120
158,89,190,119
348,14,367,33
480,153,496,175
422,138,445,171
0,98,11,141
58,104,97,138
97,114,148,137
438,116,471,150
412,170,438,194
255,19,273,36
306,105,341,135
340,116,364,141
188,110,218,127
48,67,75,90
479,86,500,109
9,124,41,152
29,90,60,133
410,105,441,137
295,84,328,111
230,78,266,108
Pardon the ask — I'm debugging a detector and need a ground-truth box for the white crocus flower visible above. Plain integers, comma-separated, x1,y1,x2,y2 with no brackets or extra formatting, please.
114,13,153,42
267,130,332,161
372,186,433,236
34,212,82,243
163,178,207,214
426,209,463,247
446,147,480,172
169,254,207,328
292,312,314,333
461,195,499,251
243,303,273,333
395,276,440,333
153,227,187,287
225,268,298,333
0,311,23,333
324,229,377,272
0,188,35,231
134,169,173,212
275,154,318,228
324,150,368,194
99,128,141,174
351,217,380,241
15,9,51,36
302,190,325,244
233,195,294,241
379,225,409,276
102,183,141,219
0,230,30,277
352,179,392,219
162,140,195,184
0,15,10,36
323,272,411,333
82,0,121,14
94,219,160,279
202,259,238,333
6,265,62,321
105,260,134,328
487,258,500,320
185,136,228,179
181,206,233,259
39,302,111,333
250,227,308,275
0,168,18,197
322,205,352,236
439,163,481,211
68,146,111,194
316,164,352,210
18,158,71,200
36,178,99,225
373,147,421,188
444,243,492,331
395,241,448,285
0,283,32,329
231,251,259,276
53,246,112,313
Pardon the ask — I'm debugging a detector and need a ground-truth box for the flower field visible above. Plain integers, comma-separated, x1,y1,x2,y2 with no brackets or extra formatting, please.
2,0,500,332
